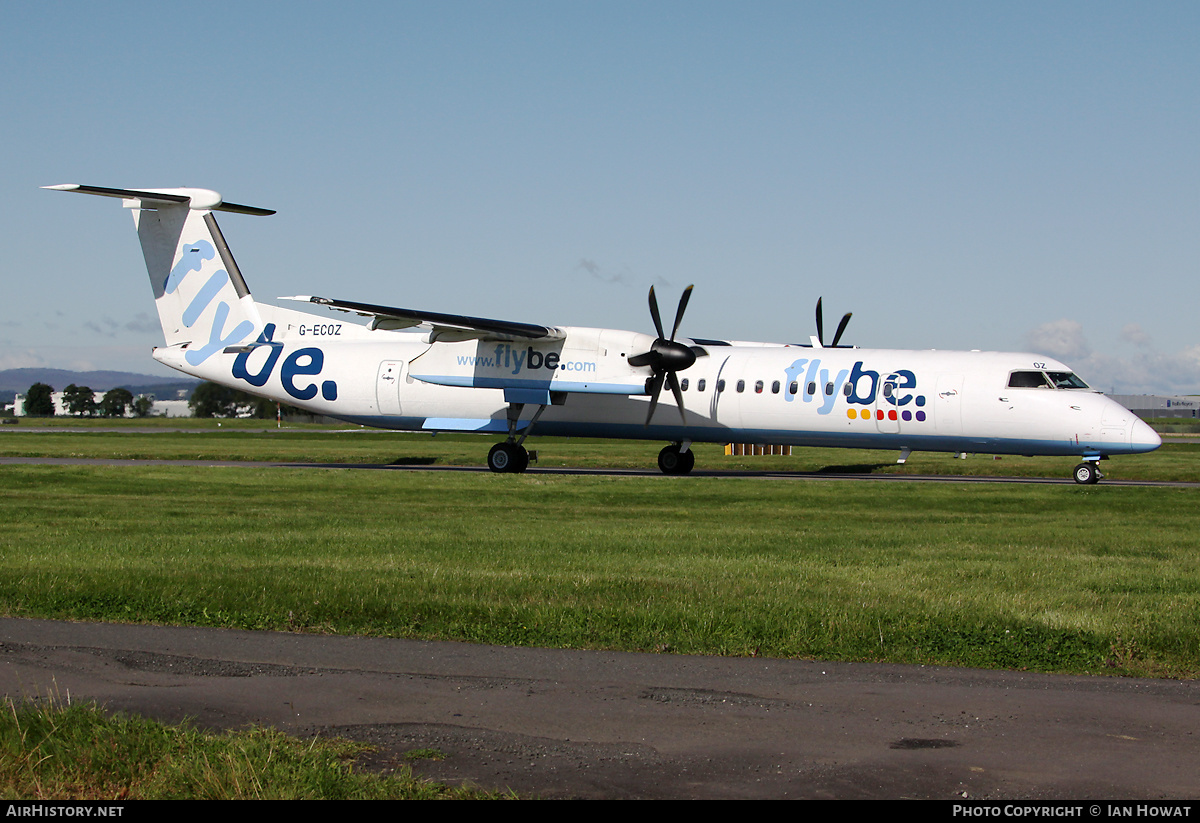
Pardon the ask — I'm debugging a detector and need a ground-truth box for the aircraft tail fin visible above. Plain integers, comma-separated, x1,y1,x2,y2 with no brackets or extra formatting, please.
45,185,274,368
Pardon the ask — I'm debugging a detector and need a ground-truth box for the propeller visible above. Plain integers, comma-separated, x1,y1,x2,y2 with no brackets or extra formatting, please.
814,297,853,348
628,285,704,425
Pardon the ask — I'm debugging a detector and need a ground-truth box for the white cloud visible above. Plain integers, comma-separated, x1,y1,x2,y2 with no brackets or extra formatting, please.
1026,319,1090,361
1027,319,1200,395
1121,323,1152,348
125,312,161,334
0,349,48,369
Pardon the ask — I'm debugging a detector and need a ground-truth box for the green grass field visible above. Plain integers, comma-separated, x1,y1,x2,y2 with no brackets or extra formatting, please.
2,423,1198,798
5,421,1200,481
1,431,1197,677
0,697,504,799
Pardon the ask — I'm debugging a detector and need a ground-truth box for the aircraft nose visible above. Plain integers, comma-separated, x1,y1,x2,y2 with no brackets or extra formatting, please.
1131,416,1162,452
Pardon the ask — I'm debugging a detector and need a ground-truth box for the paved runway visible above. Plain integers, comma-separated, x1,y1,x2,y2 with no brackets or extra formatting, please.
2,618,1197,799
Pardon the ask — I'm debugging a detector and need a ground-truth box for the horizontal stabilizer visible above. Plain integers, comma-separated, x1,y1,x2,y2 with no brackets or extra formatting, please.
44,184,275,216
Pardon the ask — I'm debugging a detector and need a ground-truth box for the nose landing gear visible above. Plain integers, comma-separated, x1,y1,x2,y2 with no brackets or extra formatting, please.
1072,461,1103,484
658,442,695,475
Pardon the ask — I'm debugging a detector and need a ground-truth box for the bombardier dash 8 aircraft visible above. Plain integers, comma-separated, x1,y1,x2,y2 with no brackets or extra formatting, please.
46,184,1160,483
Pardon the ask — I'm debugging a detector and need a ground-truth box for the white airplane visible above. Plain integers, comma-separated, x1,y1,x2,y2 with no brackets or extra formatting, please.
45,184,1161,483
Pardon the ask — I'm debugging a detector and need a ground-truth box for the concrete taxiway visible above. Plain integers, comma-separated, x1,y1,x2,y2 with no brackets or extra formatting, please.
1,618,1197,799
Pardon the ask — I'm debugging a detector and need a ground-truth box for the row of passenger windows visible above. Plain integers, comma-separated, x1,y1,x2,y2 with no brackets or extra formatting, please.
679,378,846,396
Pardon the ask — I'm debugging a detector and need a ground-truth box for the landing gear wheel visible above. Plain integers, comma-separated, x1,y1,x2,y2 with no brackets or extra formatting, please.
488,442,529,474
658,445,695,475
1072,462,1101,485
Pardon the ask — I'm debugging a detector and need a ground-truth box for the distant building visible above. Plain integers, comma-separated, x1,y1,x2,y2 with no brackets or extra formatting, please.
1110,395,1199,419
13,391,75,417
12,391,189,418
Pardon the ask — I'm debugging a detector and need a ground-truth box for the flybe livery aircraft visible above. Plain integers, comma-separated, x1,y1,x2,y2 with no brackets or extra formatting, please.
46,184,1161,482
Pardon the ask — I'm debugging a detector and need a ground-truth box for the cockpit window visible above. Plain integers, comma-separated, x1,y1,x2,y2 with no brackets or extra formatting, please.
1007,370,1091,390
1008,371,1052,388
1046,371,1089,389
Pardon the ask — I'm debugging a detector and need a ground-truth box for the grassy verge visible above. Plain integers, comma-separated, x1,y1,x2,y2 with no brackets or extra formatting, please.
1146,418,1200,434
0,696,505,799
1,465,1197,678
4,427,1200,481
2,416,335,430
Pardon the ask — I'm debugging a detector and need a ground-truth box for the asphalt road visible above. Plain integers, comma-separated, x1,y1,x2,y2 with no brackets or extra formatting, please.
2,618,1197,799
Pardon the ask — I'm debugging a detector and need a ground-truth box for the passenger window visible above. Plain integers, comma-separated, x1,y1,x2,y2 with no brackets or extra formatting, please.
737,380,745,393
680,378,689,391
843,383,852,397
825,382,833,395
697,379,706,392
789,381,798,395
772,381,780,394
717,379,725,392
755,380,764,394
807,382,816,396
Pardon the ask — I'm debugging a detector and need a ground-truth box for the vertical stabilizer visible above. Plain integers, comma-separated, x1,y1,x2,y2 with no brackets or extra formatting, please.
45,185,274,368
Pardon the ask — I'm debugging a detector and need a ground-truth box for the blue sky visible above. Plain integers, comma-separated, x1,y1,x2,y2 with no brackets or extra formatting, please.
3,1,1197,393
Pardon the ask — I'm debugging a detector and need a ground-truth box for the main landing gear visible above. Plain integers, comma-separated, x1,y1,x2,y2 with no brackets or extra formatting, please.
487,398,547,474
1072,461,1103,485
658,442,695,475
488,442,529,474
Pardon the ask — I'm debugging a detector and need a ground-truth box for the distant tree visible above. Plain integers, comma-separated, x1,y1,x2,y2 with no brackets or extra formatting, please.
62,384,98,417
189,382,245,418
23,383,55,416
132,395,155,418
247,396,302,419
99,387,135,418
188,382,295,419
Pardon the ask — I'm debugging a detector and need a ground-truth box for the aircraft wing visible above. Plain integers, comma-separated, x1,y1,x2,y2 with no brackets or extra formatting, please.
281,296,566,342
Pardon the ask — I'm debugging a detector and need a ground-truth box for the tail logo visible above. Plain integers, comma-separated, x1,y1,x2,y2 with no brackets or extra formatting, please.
166,240,215,294
168,237,255,366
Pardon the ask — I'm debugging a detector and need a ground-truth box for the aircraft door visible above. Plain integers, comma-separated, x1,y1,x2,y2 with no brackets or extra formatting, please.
376,360,406,416
874,371,902,433
934,375,963,436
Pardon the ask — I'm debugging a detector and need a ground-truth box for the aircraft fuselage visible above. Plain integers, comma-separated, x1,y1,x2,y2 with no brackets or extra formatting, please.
156,314,1159,461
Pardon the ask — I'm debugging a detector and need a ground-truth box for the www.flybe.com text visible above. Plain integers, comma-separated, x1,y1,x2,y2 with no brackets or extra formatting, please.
457,345,597,375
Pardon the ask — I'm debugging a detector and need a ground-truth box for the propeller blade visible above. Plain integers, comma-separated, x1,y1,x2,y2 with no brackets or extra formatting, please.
638,285,700,425
670,285,693,341
665,371,687,425
647,286,666,340
815,297,825,347
831,312,853,347
644,370,666,426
